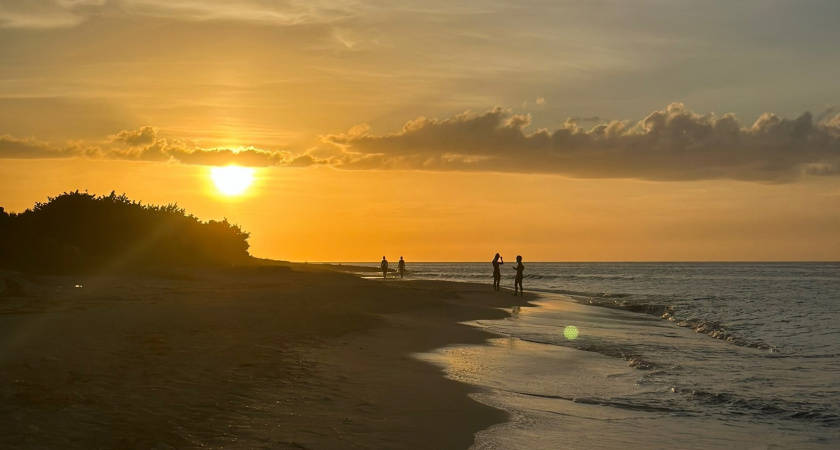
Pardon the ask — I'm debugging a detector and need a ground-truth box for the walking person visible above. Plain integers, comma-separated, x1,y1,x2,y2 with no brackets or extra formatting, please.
398,256,406,279
380,256,388,279
492,253,504,291
513,255,524,296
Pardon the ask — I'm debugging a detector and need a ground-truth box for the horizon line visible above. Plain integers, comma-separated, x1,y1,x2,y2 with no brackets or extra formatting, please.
290,260,840,264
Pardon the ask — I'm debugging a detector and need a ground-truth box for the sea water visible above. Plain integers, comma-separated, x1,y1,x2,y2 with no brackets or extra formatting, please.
405,263,840,449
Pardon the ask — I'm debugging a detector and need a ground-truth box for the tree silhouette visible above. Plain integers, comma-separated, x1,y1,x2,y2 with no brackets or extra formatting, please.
0,191,251,273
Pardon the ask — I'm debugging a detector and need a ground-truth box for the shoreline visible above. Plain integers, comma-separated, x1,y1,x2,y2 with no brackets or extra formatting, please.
0,265,534,449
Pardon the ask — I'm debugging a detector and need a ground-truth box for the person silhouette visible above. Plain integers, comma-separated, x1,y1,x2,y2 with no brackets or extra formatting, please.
513,255,524,296
398,256,406,279
380,256,389,279
492,253,504,291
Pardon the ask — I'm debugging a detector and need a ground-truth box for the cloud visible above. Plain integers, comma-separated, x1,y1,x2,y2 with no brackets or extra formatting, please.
0,133,107,160
108,126,158,146
0,126,329,168
0,0,357,29
0,0,106,28
169,147,288,167
104,127,332,167
3,104,840,183
324,103,840,182
0,134,66,158
121,0,358,25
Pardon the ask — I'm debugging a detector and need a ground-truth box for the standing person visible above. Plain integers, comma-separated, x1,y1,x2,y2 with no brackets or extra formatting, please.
398,256,406,279
380,256,389,279
513,255,524,296
492,253,504,291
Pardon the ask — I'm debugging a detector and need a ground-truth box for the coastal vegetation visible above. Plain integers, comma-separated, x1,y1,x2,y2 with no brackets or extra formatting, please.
0,191,251,273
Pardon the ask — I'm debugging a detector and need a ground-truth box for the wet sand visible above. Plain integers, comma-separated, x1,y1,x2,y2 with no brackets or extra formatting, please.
0,265,531,449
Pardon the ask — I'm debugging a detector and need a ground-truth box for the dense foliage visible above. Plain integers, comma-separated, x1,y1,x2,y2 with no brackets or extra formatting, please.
0,191,251,273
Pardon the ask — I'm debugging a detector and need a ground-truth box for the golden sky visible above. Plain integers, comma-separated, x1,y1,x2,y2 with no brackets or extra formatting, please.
2,1,839,261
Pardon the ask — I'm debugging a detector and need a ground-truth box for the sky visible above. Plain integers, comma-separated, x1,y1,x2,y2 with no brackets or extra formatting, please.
1,0,839,262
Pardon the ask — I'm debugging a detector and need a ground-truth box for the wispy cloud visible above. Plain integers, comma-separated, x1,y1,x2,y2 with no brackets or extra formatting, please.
0,0,358,29
120,0,358,25
0,0,106,29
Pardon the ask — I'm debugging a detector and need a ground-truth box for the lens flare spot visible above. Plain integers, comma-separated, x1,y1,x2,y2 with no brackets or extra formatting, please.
211,165,254,196
563,325,579,340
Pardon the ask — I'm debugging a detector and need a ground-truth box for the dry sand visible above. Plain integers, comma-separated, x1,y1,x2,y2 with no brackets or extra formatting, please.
0,265,531,449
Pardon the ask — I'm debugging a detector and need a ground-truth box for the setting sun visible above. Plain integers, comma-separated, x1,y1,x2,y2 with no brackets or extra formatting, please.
210,165,255,196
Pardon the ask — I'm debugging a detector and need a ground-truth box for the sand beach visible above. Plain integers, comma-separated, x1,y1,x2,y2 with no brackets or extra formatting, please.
0,264,529,449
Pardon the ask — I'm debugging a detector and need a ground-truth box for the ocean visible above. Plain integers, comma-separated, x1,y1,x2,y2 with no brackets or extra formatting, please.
400,262,839,449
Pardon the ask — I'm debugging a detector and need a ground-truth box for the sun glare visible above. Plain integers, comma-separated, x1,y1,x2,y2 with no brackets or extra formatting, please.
210,165,255,196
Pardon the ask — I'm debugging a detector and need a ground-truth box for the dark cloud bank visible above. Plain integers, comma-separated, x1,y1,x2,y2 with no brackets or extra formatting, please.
326,103,840,183
3,104,839,183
